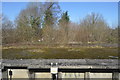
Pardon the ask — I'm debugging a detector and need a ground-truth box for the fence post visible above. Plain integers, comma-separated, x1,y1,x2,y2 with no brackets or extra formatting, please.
112,72,119,80
84,72,90,80
2,69,8,80
28,71,35,80
58,72,62,80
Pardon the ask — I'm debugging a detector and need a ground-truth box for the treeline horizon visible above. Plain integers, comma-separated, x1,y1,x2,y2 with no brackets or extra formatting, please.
2,2,118,46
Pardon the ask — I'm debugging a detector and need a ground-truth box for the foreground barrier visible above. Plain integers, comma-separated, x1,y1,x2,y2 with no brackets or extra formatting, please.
1,59,120,80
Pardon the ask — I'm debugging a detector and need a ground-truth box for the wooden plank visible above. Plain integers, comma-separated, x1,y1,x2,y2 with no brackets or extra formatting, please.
28,71,35,80
112,72,119,80
84,72,90,80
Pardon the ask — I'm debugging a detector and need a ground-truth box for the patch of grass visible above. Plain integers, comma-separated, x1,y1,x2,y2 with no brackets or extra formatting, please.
2,46,118,59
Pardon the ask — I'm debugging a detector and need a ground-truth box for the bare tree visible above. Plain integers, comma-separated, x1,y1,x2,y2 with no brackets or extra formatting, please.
15,2,44,42
58,11,70,45
76,13,110,44
2,15,15,44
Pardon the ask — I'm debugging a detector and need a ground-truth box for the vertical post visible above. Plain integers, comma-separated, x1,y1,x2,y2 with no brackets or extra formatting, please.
9,70,12,80
0,69,2,80
84,72,90,80
50,63,58,80
112,72,119,80
58,72,62,80
52,74,58,80
56,73,58,80
28,71,35,80
2,69,8,80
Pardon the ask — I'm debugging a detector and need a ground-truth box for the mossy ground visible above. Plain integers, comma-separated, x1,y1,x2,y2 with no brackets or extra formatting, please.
2,45,118,59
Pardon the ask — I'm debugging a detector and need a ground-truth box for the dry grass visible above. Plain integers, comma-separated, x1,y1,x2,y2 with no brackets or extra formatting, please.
2,45,118,59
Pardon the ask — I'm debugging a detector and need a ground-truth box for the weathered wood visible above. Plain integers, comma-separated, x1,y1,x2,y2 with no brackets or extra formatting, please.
2,69,8,80
28,71,35,80
112,72,119,80
84,72,90,80
1,59,119,80
0,69,2,80
1,59,119,69
58,72,62,80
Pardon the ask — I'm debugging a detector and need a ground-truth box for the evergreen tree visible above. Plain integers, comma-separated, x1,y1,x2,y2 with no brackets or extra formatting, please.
42,2,61,44
58,11,70,44
43,9,54,27
59,11,69,24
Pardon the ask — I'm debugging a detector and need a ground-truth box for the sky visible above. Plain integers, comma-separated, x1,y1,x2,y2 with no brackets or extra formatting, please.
2,2,118,27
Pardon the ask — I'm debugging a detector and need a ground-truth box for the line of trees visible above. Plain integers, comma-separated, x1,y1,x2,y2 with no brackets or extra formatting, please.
2,2,118,45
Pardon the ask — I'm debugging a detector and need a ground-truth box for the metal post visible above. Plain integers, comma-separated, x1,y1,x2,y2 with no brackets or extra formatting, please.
9,70,12,80
52,74,58,80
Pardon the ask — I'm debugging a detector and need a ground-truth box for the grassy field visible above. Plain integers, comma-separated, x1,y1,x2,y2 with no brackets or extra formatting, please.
2,45,118,59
